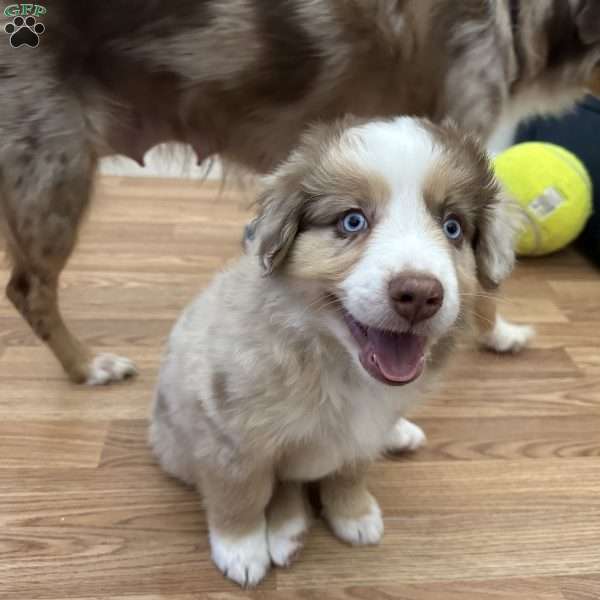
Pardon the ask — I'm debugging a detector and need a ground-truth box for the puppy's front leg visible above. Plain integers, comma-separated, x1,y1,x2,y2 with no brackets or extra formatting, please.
321,464,383,546
200,465,274,588
267,481,312,567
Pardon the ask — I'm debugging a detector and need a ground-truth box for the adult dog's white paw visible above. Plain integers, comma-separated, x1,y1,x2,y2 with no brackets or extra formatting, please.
86,353,138,385
385,418,427,453
209,524,270,588
479,316,535,354
268,514,309,567
325,494,384,546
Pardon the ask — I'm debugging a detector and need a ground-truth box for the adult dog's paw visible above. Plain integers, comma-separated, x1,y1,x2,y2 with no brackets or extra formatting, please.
385,418,427,453
86,353,138,385
480,316,535,353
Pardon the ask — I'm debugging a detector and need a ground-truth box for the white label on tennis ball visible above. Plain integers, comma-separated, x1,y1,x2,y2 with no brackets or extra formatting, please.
529,187,565,220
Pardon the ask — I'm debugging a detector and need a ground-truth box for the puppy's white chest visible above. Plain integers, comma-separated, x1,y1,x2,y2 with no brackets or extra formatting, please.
277,379,399,482
278,444,345,481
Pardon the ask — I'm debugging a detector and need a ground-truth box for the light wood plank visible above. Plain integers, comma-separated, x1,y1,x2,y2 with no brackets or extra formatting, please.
560,575,600,600
0,421,107,468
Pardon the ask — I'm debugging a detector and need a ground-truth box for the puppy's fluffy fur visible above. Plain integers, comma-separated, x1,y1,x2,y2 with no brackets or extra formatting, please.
150,117,516,587
1,0,596,383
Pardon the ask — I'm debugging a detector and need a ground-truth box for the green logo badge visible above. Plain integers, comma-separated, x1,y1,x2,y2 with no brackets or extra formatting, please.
3,4,46,48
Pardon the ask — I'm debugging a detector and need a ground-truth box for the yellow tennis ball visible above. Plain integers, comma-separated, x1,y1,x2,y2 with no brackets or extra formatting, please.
493,142,593,256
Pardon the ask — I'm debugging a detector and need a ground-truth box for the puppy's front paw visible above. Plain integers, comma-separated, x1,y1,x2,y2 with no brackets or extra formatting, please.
385,418,427,453
86,353,138,385
268,514,309,567
479,316,534,354
209,524,270,588
324,493,384,546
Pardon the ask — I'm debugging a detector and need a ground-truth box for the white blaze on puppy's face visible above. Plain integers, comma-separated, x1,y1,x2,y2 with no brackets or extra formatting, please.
337,119,460,339
255,116,513,387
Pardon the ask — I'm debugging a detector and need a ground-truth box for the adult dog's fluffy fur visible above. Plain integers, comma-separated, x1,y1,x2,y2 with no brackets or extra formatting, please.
150,116,516,587
1,0,598,383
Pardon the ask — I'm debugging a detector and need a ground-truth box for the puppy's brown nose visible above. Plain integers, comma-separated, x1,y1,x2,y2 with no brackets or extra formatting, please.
389,274,444,324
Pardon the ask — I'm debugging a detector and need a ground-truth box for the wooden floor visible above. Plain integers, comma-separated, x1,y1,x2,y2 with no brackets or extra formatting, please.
1,176,600,600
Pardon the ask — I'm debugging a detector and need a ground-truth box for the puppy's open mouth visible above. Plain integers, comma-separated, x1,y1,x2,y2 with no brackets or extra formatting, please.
343,312,426,386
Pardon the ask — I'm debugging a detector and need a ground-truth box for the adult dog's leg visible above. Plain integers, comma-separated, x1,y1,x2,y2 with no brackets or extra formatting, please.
384,418,427,453
2,141,136,384
475,293,535,353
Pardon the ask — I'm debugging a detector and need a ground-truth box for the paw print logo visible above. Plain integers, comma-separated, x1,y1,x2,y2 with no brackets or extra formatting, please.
4,15,45,48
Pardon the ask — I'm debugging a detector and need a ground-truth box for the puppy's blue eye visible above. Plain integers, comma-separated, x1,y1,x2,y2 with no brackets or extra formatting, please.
340,211,368,234
443,217,463,241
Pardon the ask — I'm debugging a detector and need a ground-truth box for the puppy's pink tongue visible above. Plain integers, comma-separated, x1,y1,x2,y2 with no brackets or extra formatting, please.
364,330,426,384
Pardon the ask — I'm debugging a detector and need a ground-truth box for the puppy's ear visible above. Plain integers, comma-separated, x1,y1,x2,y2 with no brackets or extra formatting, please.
254,184,304,275
474,194,518,290
576,0,600,44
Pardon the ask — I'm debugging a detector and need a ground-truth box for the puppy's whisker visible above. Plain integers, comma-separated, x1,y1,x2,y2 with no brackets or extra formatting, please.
459,292,517,306
304,296,340,313
297,296,344,321
470,311,496,326
459,291,510,300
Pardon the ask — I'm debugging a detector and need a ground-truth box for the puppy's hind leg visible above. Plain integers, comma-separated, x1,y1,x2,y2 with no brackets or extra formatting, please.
2,142,136,384
475,294,534,353
149,387,197,485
